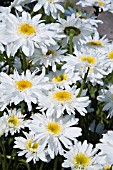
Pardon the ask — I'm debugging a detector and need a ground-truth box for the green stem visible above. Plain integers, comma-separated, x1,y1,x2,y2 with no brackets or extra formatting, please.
19,159,30,170
5,56,14,74
39,162,44,170
0,141,7,170
22,54,27,73
77,67,90,97
36,163,39,170
30,11,34,17
53,156,58,170
21,101,25,114
69,32,74,54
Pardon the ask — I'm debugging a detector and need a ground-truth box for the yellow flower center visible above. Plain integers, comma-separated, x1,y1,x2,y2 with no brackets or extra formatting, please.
81,55,96,65
18,23,36,36
47,122,62,135
88,41,103,46
104,165,111,170
26,139,40,152
73,153,91,168
16,80,32,91
108,51,113,59
53,91,73,101
52,74,68,83
97,1,104,6
8,116,19,126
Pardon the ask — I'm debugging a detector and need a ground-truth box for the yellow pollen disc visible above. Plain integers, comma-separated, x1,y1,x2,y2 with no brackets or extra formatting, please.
16,80,32,91
97,1,104,6
47,122,62,135
88,41,103,46
108,51,113,59
73,153,91,168
18,23,36,36
52,74,68,83
8,117,19,126
81,56,96,65
53,91,72,101
26,139,40,152
104,165,111,170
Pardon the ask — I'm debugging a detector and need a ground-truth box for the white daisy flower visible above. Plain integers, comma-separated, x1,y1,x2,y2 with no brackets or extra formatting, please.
77,0,111,11
57,14,94,47
32,44,67,72
2,109,26,136
2,11,56,57
97,85,113,118
96,130,113,165
101,43,113,72
28,113,82,159
14,131,48,163
33,0,64,19
10,0,34,12
84,31,109,49
0,68,51,111
62,46,108,85
47,69,81,89
62,140,106,170
37,86,90,117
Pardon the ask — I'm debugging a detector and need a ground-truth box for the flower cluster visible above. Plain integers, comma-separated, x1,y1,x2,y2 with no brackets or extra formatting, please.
0,0,113,170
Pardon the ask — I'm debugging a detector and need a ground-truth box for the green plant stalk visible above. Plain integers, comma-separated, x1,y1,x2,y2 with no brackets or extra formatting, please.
19,159,30,170
5,55,14,74
36,163,39,170
21,101,25,114
77,67,90,97
22,53,27,73
69,32,74,54
0,141,7,170
30,11,34,17
39,162,44,170
53,156,58,170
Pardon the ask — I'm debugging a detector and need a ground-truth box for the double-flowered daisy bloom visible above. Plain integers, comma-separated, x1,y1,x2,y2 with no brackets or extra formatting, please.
11,0,65,19
97,130,113,165
77,0,111,11
37,86,90,117
62,140,106,170
28,113,82,159
84,31,109,49
33,0,65,19
0,68,51,111
63,46,108,85
57,13,94,47
2,109,25,136
101,42,113,72
10,0,34,12
1,11,56,57
47,69,81,89
14,131,49,163
32,44,67,72
97,85,113,118
65,8,103,27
